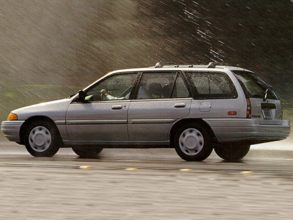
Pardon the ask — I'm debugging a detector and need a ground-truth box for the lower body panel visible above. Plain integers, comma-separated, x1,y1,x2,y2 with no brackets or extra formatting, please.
1,121,25,143
204,118,290,144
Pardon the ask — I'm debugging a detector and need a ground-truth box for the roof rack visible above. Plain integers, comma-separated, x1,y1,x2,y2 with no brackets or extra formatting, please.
207,62,216,68
152,62,217,68
154,62,162,68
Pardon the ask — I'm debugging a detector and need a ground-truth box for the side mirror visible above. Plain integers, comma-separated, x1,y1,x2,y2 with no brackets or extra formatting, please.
78,90,86,102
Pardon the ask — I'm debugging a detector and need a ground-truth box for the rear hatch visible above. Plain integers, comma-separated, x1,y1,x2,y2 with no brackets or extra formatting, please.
233,70,282,122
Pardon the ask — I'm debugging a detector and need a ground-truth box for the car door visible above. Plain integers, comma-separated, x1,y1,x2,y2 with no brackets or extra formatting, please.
187,71,244,119
128,71,192,144
66,72,138,144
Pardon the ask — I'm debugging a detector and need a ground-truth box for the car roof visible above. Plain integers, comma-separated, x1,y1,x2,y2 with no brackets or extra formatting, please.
82,64,252,93
108,65,252,75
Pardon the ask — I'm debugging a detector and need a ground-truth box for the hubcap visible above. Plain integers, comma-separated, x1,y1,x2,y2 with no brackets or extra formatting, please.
29,126,52,152
179,128,204,156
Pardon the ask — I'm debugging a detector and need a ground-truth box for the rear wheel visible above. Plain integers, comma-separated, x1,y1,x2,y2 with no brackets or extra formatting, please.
24,120,61,157
214,144,250,162
72,146,103,158
174,123,213,161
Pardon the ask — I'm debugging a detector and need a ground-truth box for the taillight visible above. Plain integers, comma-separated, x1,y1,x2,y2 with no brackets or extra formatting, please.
228,111,237,116
246,98,252,118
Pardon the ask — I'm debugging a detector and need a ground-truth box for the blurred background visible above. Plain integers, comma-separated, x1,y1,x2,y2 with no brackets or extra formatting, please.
0,0,292,135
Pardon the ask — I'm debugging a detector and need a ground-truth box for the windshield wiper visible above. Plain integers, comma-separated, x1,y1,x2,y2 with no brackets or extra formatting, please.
263,88,270,101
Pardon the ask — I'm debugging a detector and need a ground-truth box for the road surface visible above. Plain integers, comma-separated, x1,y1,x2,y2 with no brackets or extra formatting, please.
0,142,293,220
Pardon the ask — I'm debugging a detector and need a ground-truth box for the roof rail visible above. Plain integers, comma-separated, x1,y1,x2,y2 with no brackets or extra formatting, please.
152,62,218,68
207,62,216,68
155,62,162,68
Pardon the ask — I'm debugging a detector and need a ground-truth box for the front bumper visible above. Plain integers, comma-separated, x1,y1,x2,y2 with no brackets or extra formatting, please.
205,119,291,144
1,121,25,143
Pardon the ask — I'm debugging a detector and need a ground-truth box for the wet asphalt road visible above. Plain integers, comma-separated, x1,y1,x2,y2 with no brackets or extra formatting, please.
1,142,293,219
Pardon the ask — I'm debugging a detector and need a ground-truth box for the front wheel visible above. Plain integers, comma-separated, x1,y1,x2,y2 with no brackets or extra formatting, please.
24,120,61,157
72,146,103,158
174,123,213,161
214,144,250,162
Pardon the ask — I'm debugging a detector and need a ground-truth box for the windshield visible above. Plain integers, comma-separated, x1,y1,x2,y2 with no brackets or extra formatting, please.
233,70,278,100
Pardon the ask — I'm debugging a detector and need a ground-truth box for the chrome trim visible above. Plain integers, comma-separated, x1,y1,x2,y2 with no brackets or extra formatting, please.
55,120,66,125
204,118,288,126
66,119,127,125
129,119,175,124
130,97,192,102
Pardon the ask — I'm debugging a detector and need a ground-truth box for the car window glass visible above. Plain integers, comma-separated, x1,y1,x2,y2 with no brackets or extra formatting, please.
137,72,176,99
85,73,137,101
189,72,237,99
233,71,277,99
172,75,190,98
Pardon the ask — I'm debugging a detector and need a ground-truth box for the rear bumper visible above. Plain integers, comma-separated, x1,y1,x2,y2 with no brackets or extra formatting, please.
205,118,291,144
0,121,25,143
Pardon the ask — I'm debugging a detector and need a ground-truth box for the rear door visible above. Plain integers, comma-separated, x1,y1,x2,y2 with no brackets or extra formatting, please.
233,71,282,121
187,71,245,118
128,71,192,144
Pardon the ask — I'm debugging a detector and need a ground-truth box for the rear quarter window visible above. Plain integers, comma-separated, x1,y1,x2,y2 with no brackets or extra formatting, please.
233,70,278,100
187,71,238,99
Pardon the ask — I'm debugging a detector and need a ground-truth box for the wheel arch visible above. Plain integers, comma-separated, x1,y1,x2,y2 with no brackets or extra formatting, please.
19,116,63,146
170,118,218,146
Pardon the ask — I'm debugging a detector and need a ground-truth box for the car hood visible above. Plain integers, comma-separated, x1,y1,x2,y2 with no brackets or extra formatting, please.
12,98,72,121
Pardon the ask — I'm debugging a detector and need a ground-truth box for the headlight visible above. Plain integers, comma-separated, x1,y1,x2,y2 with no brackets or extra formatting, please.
7,113,18,121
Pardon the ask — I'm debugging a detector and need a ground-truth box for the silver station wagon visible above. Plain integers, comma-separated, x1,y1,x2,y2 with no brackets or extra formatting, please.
1,63,290,161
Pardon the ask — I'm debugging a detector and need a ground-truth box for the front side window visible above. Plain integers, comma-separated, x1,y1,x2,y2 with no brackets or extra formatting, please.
136,72,176,99
188,71,237,99
85,73,138,101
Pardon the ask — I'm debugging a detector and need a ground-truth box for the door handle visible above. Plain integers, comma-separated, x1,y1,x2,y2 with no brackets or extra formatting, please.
112,105,123,110
174,103,186,108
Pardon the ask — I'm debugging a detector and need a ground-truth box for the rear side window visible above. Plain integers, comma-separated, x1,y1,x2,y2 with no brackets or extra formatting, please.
172,75,190,98
135,72,190,99
188,72,237,99
233,71,278,100
136,72,176,99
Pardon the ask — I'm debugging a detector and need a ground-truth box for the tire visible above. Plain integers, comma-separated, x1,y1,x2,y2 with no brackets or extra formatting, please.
72,146,103,158
174,123,213,161
24,120,61,157
214,144,250,162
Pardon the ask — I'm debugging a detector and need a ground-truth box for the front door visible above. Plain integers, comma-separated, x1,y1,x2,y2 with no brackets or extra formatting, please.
66,72,138,145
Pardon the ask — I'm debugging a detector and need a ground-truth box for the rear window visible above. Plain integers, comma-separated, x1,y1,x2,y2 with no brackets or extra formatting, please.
188,71,238,99
233,71,278,100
